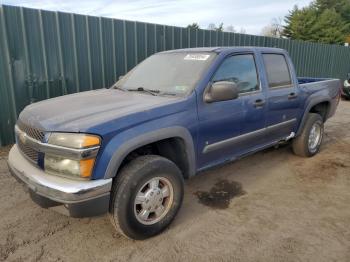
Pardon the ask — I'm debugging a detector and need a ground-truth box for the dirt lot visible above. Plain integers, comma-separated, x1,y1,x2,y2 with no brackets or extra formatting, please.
1,101,350,262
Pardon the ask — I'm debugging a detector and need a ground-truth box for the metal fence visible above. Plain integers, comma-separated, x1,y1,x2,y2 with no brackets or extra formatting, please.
1,4,350,146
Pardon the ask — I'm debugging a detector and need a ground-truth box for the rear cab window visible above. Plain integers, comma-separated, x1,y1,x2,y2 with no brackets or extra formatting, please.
262,54,292,88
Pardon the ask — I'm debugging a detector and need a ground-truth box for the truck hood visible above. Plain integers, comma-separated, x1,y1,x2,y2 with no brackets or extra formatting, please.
18,89,180,132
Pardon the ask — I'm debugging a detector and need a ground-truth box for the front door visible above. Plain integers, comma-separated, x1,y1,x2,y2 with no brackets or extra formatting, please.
197,53,266,169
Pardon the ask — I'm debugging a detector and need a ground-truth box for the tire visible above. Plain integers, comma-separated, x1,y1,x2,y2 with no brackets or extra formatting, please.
109,155,184,240
292,113,324,157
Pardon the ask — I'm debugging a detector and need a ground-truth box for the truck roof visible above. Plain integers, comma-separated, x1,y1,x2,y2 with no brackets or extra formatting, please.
161,46,285,54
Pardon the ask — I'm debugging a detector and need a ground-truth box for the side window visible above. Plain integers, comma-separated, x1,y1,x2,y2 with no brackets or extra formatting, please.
212,54,259,94
263,54,292,88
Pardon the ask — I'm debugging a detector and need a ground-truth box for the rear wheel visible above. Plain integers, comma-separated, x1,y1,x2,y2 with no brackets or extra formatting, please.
109,155,184,239
292,113,324,157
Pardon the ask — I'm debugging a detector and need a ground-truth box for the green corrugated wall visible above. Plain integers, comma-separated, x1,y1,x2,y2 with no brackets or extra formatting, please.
1,4,350,146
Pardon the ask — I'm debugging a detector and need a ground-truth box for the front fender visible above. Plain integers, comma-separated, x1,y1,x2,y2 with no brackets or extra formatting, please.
100,126,196,179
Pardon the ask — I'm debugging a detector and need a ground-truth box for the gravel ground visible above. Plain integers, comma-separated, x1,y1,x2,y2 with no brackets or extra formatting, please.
1,101,350,262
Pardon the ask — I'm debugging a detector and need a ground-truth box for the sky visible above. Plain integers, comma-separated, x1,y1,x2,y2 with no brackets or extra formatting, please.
1,0,313,34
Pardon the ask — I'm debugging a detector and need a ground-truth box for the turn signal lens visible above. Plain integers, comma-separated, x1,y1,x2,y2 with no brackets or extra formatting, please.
80,158,95,178
81,136,100,148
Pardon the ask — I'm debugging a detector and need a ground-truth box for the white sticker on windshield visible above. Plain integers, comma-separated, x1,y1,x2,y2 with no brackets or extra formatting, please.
184,54,210,61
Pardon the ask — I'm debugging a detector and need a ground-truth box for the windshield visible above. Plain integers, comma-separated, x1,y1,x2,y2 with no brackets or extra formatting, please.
113,52,216,96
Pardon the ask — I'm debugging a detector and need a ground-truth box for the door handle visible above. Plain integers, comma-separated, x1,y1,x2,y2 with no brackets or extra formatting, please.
254,99,265,108
288,92,298,100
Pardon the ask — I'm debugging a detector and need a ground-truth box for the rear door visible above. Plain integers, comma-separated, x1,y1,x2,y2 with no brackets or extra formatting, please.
261,52,302,141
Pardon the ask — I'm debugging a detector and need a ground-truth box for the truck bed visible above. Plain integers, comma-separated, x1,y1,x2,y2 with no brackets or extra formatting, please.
298,77,337,85
298,77,340,94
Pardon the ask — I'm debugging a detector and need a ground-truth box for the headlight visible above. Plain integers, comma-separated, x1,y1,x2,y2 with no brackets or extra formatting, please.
44,133,101,179
44,154,95,179
48,133,100,148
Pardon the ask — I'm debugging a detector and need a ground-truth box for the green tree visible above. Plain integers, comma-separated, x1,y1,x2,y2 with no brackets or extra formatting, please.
283,5,319,41
282,0,350,44
283,5,301,38
311,9,348,44
316,0,350,21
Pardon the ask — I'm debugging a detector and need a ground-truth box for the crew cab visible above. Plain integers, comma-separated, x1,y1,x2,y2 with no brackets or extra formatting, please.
8,47,341,239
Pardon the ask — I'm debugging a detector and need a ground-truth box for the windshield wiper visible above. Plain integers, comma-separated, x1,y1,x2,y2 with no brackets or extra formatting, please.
127,87,160,96
110,83,126,91
112,85,177,97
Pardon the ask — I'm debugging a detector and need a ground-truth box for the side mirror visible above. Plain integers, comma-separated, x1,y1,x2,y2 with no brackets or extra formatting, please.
204,81,239,103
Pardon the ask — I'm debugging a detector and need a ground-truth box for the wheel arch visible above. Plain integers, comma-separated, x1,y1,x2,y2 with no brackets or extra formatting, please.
103,127,196,179
296,99,330,136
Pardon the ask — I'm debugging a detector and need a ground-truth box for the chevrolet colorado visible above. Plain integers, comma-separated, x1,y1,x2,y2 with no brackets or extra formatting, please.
8,47,341,239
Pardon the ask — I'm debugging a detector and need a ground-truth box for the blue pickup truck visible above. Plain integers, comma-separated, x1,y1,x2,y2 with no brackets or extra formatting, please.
8,47,340,239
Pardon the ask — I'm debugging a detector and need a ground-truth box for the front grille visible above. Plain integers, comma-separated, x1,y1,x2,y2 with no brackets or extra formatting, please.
16,120,45,164
17,120,45,141
17,139,39,163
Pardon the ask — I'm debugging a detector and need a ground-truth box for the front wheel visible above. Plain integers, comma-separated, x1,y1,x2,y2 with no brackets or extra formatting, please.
292,113,324,157
109,155,184,239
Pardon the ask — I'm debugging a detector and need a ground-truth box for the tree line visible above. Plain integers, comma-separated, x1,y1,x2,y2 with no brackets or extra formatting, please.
188,0,350,45
187,22,246,34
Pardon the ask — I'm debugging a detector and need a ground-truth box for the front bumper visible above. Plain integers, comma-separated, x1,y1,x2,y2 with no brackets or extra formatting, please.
8,145,112,217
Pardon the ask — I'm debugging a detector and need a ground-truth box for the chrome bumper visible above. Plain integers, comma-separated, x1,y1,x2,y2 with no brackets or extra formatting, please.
8,145,112,204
